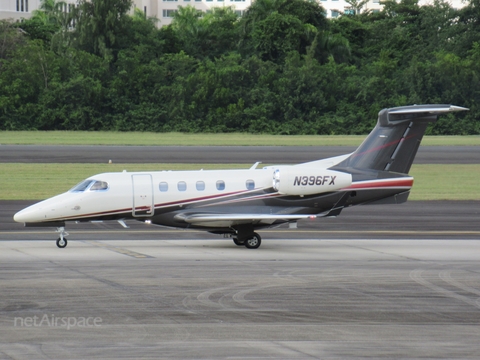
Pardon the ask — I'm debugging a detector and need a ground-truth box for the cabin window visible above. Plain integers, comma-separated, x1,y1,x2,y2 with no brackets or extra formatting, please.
90,181,109,191
246,179,255,190
178,181,187,191
196,181,205,191
216,180,225,191
159,182,168,192
70,180,94,192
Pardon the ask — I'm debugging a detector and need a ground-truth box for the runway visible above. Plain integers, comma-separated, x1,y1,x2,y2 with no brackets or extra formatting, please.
2,238,480,359
1,145,480,164
2,200,480,240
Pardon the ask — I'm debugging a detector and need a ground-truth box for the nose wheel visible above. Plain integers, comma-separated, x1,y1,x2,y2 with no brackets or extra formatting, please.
56,227,69,248
56,237,67,248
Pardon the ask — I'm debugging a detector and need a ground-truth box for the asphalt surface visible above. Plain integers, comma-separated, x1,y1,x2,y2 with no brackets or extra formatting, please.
1,145,480,164
1,145,479,358
2,238,480,359
2,200,480,240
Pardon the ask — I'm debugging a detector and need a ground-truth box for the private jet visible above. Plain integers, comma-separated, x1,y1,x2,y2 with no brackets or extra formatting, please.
14,104,467,249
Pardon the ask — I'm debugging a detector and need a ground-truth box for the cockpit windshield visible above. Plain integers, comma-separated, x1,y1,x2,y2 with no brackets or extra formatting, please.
90,181,109,191
69,180,109,192
70,180,94,192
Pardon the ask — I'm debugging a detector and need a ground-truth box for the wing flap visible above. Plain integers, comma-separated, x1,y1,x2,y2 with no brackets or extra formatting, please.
174,213,318,227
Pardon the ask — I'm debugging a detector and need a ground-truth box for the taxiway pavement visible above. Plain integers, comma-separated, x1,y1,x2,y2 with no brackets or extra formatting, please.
1,145,479,164
1,238,480,359
1,201,480,358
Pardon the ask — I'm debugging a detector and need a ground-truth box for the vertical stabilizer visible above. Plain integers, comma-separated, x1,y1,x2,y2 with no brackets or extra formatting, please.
334,105,468,174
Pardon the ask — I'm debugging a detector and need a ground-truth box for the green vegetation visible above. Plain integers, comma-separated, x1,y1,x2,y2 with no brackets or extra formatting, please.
409,165,480,201
1,0,479,135
1,163,479,201
0,131,478,146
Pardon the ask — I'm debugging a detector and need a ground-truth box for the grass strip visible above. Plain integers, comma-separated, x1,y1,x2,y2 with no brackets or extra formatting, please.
1,163,479,201
0,131,479,146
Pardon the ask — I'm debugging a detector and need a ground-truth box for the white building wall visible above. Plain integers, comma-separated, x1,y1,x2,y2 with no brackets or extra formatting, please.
0,0,40,20
419,0,465,10
320,0,384,18
134,0,252,27
0,0,80,21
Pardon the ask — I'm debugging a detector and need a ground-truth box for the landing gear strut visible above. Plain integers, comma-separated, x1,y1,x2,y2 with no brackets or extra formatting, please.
232,237,244,246
56,227,69,248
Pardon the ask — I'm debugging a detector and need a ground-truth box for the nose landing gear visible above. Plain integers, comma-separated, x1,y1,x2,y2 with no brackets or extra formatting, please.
56,227,69,248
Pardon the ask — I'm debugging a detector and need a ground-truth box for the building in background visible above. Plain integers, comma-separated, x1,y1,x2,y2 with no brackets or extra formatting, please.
0,0,39,20
0,0,469,25
138,0,253,26
0,0,78,20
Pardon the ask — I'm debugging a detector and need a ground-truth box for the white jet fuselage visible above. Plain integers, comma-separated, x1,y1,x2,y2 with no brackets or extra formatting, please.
14,165,353,225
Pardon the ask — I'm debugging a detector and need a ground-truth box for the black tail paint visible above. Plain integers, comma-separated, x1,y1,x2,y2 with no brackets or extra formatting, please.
334,104,468,174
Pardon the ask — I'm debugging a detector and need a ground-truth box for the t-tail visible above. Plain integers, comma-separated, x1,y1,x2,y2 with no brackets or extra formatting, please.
333,104,468,174
325,104,468,211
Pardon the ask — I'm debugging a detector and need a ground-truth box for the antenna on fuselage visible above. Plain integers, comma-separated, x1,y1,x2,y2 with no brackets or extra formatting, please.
250,162,262,170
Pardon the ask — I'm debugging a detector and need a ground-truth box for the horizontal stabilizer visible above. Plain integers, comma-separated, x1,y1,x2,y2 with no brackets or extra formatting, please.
388,104,468,115
380,104,468,126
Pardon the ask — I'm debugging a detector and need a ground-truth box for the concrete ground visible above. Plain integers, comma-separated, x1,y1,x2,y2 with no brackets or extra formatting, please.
2,235,480,359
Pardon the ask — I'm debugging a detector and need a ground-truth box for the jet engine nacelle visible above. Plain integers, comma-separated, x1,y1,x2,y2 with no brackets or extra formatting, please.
272,168,352,196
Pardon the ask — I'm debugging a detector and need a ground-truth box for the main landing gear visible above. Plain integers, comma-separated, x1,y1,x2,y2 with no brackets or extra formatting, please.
56,227,69,248
232,232,262,249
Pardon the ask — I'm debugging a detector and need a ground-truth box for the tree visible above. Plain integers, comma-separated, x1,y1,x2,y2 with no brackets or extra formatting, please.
308,31,351,64
171,6,239,59
0,20,26,61
238,0,328,61
71,0,133,60
249,12,318,62
344,0,370,15
0,40,61,129
26,0,75,52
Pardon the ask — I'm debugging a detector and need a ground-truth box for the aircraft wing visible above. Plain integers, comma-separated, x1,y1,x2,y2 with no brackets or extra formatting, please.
174,213,318,227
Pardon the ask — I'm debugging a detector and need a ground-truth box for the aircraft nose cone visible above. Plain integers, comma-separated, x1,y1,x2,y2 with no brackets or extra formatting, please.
13,206,43,223
14,208,31,223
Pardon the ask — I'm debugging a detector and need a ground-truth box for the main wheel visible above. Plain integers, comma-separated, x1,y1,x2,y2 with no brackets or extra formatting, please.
232,237,244,246
244,233,261,249
56,237,67,248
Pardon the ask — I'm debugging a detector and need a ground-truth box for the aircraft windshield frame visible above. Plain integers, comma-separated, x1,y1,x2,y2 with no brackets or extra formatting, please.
69,180,109,192
70,180,94,192
90,180,109,191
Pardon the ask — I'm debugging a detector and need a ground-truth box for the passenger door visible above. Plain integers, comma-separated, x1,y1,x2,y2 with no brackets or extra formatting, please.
132,174,154,217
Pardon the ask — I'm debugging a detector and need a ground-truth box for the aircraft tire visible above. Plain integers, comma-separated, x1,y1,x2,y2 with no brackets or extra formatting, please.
244,233,261,249
233,237,245,246
56,237,67,248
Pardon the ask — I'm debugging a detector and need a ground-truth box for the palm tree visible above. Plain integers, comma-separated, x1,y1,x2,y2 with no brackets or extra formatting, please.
30,0,74,52
32,0,70,27
239,0,285,35
308,31,351,64
344,0,370,15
